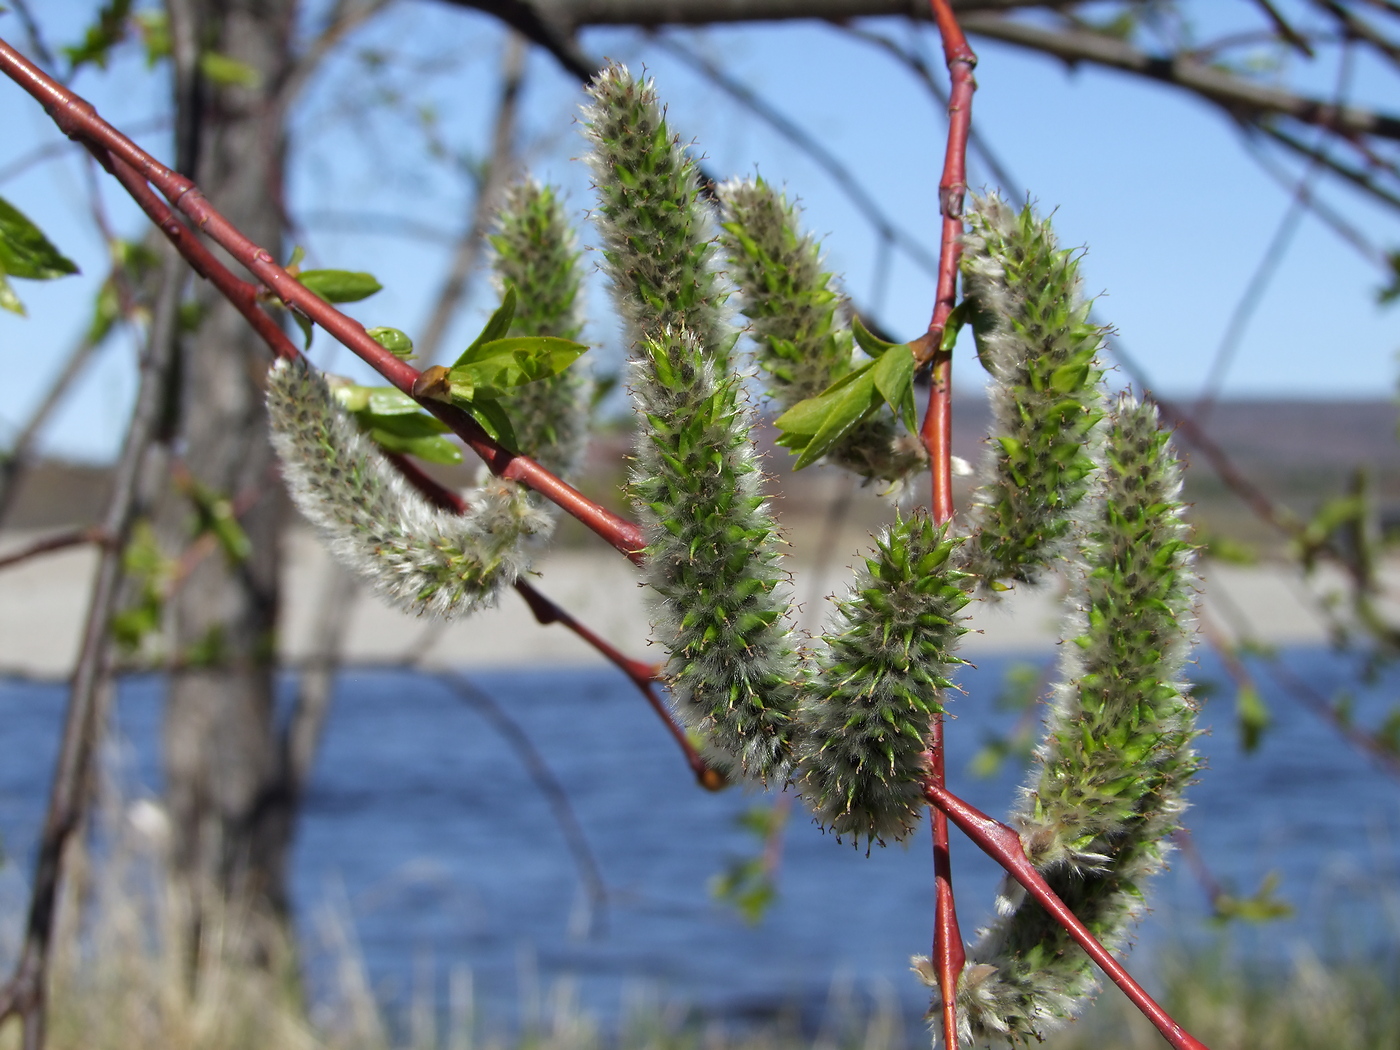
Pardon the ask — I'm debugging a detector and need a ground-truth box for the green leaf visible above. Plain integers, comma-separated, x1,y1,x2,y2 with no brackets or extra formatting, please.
61,0,133,73
466,397,519,451
199,51,262,88
296,269,382,303
356,410,450,439
293,312,314,349
940,300,969,355
0,273,24,316
1235,685,1271,753
791,372,880,470
448,336,589,399
367,430,462,465
367,326,414,359
452,286,518,367
870,342,916,431
773,360,876,437
0,197,79,280
851,314,901,358
132,11,170,66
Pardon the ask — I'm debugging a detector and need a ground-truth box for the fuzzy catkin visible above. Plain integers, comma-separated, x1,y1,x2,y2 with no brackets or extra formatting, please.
929,396,1198,1044
796,514,969,849
718,177,926,486
266,357,549,619
584,65,802,783
628,327,802,781
491,179,591,482
581,65,730,365
960,195,1107,590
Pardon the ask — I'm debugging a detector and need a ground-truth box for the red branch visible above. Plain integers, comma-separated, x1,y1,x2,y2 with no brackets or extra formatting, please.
0,526,109,572
0,37,645,563
924,781,1209,1050
919,5,977,1048
384,452,722,790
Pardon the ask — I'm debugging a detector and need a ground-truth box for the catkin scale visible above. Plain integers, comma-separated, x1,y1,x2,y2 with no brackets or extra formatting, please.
266,357,548,619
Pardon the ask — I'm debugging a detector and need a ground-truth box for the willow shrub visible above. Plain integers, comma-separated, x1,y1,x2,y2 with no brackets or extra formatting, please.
267,64,1198,1046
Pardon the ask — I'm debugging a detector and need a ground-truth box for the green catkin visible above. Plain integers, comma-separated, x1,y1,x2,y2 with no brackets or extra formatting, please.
960,195,1107,590
583,65,802,782
796,514,970,849
718,177,927,487
491,179,591,482
581,64,730,364
921,395,1199,1044
266,357,549,619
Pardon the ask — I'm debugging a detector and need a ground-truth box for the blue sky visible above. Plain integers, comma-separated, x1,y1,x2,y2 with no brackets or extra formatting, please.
2,1,1398,462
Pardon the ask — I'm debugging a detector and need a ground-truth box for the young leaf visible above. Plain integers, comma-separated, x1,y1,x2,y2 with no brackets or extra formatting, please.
870,343,917,432
789,372,881,470
851,314,900,358
296,269,382,303
199,51,261,88
447,336,588,399
465,397,519,452
62,0,133,74
452,286,518,367
367,326,414,359
0,273,25,316
0,197,80,280
367,429,462,465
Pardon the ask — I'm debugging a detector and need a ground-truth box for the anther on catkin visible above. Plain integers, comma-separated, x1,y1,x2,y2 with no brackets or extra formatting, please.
266,357,549,619
719,177,926,487
583,65,801,782
960,195,1107,590
796,514,969,849
491,179,591,482
923,395,1198,1045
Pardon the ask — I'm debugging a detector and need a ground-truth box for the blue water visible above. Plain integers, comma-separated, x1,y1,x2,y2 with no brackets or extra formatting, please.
1,649,1398,1033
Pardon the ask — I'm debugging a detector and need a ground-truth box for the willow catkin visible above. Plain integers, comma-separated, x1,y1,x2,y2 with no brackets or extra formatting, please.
583,64,802,782
919,395,1199,1044
719,177,926,487
491,179,591,482
796,514,969,849
960,195,1107,590
266,357,548,619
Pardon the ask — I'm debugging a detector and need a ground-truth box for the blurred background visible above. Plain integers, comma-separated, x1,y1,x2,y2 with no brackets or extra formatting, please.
2,3,1400,1048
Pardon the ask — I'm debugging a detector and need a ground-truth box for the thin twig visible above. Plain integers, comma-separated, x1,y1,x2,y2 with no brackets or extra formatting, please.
920,5,976,1048
434,672,610,935
0,37,646,562
382,450,722,789
922,780,1210,1050
1251,0,1317,57
0,526,108,573
0,246,182,1049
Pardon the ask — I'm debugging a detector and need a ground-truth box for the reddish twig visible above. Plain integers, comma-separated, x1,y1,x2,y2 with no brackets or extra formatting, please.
384,452,723,790
0,526,109,572
923,780,1210,1050
0,37,645,563
918,6,977,1048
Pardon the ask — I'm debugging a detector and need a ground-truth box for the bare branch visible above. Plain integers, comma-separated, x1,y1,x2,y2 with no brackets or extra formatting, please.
0,526,107,573
0,247,183,1046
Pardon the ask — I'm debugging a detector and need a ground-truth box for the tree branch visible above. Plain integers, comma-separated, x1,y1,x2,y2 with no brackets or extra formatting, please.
923,780,1210,1050
0,36,646,561
0,247,183,1049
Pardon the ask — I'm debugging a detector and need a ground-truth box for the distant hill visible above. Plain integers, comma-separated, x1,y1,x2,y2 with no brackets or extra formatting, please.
6,399,1397,554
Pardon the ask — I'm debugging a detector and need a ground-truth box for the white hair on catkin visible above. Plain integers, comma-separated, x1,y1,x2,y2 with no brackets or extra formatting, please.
265,357,549,619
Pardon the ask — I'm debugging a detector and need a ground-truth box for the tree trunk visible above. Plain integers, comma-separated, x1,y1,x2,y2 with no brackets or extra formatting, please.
162,0,296,969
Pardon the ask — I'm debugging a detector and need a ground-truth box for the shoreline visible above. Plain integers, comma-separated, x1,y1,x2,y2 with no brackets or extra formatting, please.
0,527,1373,681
